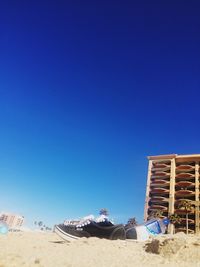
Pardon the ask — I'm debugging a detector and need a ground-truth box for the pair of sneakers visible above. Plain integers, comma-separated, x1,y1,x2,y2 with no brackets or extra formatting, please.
54,217,137,241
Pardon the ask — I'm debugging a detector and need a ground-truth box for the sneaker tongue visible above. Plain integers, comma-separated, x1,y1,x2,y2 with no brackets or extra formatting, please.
95,215,113,224
95,215,106,222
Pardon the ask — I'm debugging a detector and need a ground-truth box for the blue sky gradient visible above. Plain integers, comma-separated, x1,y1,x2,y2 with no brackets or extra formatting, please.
0,1,200,227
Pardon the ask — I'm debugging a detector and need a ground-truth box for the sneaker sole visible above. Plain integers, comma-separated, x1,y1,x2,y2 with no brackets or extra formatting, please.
54,225,80,241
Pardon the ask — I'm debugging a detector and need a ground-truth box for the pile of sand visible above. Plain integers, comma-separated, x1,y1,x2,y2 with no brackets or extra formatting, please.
0,232,199,267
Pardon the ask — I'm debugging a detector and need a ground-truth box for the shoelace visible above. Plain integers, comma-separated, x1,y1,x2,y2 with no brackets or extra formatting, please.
76,220,92,228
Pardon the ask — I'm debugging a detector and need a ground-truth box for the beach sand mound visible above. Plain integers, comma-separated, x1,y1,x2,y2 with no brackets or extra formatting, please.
145,234,186,257
145,232,200,263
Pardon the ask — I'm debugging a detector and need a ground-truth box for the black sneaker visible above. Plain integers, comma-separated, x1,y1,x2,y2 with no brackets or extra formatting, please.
54,221,126,241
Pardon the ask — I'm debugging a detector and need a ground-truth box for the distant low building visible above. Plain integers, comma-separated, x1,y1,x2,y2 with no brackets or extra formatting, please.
0,212,24,229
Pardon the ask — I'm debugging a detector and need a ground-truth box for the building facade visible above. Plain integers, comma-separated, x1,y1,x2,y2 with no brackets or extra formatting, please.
0,212,24,229
144,154,200,234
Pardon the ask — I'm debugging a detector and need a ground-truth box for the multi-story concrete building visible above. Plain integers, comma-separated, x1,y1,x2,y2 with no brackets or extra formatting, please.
0,212,24,229
144,154,200,234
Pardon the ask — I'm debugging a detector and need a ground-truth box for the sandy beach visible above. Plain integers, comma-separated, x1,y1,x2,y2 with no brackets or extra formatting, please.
0,232,200,267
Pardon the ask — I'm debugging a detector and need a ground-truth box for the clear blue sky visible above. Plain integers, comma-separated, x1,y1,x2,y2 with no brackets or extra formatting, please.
0,1,200,228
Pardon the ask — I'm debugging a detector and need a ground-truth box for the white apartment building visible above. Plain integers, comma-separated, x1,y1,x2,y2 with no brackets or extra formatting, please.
0,212,24,229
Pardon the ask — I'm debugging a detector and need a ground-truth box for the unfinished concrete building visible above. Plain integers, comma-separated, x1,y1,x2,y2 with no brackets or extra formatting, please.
144,154,200,234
